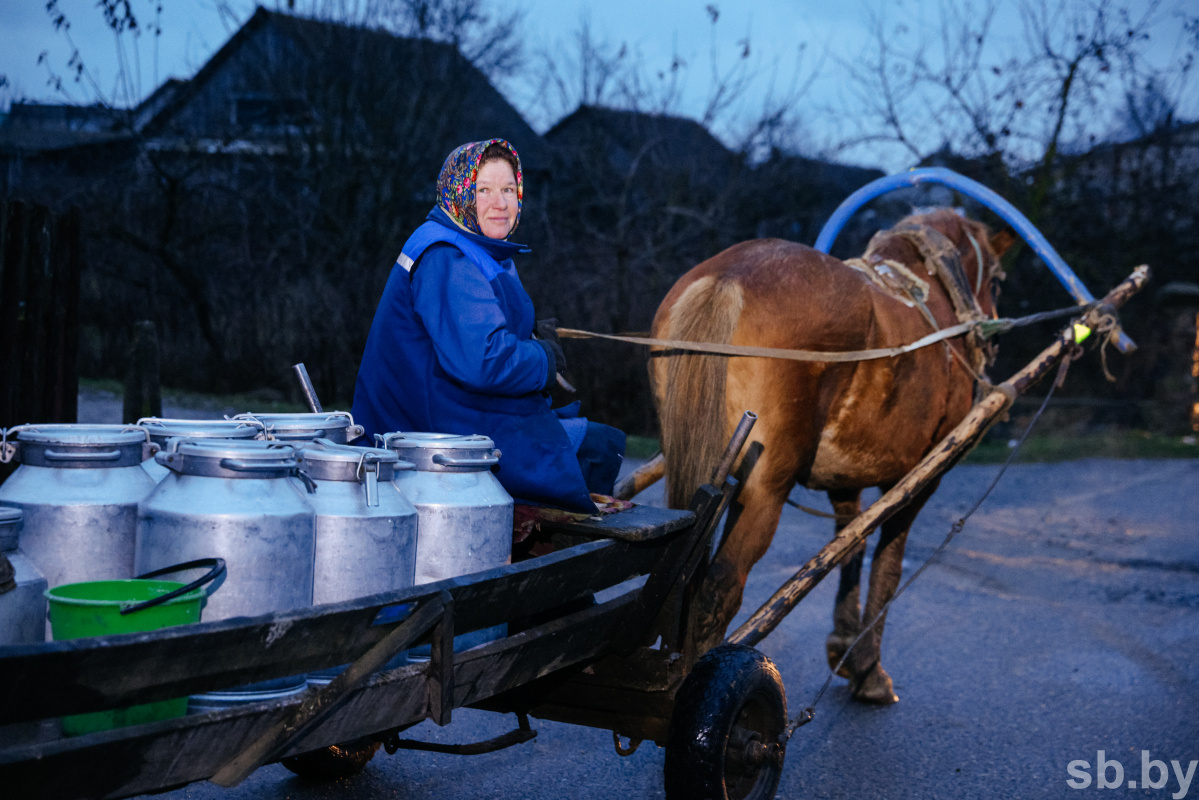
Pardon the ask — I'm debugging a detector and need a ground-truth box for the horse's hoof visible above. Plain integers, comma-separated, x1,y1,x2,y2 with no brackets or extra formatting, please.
850,663,899,705
824,632,855,678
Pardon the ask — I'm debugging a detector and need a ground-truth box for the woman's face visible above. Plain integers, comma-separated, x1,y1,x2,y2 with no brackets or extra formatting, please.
475,159,518,239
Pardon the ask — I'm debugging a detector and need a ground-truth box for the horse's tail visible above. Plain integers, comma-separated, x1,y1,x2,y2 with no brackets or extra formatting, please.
653,275,744,509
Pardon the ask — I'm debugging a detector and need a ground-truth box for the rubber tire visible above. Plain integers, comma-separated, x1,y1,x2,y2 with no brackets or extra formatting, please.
664,644,788,800
281,738,381,780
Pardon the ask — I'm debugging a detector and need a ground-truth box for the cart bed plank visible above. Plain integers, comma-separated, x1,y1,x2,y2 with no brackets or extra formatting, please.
0,514,689,724
0,593,635,800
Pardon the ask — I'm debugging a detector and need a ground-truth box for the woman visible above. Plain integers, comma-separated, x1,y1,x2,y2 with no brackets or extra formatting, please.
352,139,624,512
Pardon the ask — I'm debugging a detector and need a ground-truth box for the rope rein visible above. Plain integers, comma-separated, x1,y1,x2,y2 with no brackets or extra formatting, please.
555,302,1093,365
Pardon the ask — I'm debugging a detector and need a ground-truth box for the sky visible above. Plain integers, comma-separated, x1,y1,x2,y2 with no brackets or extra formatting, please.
0,0,1195,170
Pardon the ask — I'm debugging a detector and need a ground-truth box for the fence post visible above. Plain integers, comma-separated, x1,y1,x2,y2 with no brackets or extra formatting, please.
0,199,84,484
123,320,162,423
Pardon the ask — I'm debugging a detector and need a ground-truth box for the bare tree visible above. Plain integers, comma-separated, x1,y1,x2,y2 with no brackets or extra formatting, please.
36,0,165,112
833,0,1199,418
279,0,524,80
834,0,1195,198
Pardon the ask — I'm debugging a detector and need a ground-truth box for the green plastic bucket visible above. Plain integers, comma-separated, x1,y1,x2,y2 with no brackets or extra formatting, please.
46,578,206,735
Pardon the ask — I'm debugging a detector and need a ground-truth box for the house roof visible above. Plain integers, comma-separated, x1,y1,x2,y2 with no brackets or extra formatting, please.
137,7,548,169
545,105,736,177
0,102,132,153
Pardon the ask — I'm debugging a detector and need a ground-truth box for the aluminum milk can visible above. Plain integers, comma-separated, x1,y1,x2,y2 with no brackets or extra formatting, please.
0,424,156,595
137,418,264,482
136,439,316,703
136,440,317,622
380,432,512,652
0,508,48,646
293,440,419,684
234,411,364,444
292,440,419,606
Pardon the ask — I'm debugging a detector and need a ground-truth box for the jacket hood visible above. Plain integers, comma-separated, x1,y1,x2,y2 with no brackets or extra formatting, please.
436,139,523,237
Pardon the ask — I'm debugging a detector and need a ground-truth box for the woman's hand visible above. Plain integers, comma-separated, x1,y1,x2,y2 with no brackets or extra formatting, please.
534,318,575,404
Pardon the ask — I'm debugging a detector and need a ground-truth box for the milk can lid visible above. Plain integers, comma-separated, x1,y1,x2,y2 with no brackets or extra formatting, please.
294,440,400,464
138,418,262,440
172,439,296,461
376,432,500,472
14,424,147,445
378,432,496,451
234,411,354,430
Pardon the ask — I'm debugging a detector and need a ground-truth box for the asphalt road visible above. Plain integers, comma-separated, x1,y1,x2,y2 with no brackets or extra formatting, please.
155,456,1198,800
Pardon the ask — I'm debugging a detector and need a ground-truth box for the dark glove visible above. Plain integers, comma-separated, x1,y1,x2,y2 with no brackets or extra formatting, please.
535,337,567,391
535,318,563,349
533,318,568,388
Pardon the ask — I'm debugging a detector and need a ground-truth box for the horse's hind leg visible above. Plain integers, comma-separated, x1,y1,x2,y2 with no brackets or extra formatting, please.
824,488,863,677
689,448,794,656
846,479,940,705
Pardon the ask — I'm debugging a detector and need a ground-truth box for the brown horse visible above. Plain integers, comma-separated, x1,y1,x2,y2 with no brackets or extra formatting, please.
650,209,1011,704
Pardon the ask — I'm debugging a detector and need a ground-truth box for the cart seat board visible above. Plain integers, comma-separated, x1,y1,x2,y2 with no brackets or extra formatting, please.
0,510,693,724
536,504,696,542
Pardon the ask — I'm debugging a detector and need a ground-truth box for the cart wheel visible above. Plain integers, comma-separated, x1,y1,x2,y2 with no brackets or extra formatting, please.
664,644,787,800
281,738,381,780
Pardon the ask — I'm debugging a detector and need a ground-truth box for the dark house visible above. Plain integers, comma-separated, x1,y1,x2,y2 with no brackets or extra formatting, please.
140,9,545,169
2,7,547,200
743,152,884,253
0,7,553,402
546,105,738,188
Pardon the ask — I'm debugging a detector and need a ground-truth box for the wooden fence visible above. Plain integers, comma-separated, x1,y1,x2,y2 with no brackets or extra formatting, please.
0,199,83,440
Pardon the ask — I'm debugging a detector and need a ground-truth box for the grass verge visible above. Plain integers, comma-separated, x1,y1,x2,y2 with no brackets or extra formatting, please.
79,378,310,414
965,429,1197,463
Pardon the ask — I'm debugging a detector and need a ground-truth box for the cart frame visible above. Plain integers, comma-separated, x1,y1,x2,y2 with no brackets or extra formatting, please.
0,266,1149,800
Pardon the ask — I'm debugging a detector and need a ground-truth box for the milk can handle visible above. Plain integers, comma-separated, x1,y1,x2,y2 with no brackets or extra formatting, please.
45,449,123,462
122,557,227,615
432,453,500,468
219,457,299,472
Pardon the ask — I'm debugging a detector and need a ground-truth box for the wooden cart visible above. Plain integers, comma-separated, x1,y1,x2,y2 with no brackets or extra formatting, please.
0,267,1149,800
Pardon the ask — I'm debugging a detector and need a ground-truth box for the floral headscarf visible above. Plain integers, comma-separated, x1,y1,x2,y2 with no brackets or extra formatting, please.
436,139,523,237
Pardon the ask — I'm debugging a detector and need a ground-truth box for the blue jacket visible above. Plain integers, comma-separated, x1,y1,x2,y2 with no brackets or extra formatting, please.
352,207,596,511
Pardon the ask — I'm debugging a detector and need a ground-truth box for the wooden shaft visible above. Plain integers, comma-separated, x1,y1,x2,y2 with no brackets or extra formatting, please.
210,593,448,787
613,453,665,500
728,265,1150,648
712,411,758,486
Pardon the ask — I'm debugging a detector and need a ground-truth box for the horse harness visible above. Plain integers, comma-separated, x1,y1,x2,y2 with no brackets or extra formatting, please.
843,223,999,379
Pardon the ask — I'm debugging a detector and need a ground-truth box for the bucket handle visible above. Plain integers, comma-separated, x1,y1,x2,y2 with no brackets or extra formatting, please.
122,558,227,616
